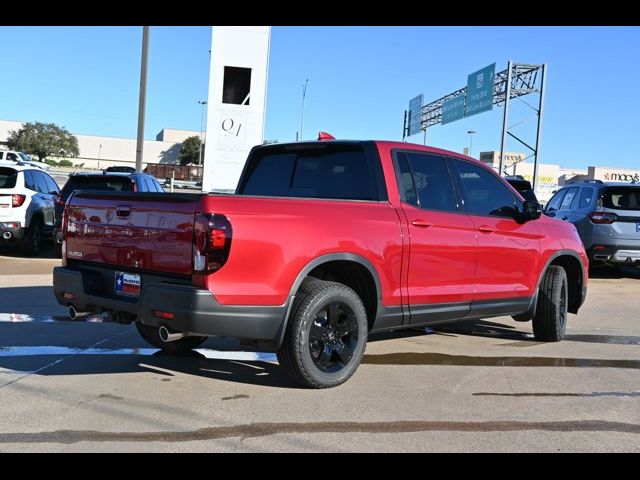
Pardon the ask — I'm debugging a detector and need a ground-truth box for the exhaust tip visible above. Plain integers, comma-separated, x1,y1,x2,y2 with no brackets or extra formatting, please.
2,231,11,240
159,325,170,342
158,325,188,342
68,306,77,320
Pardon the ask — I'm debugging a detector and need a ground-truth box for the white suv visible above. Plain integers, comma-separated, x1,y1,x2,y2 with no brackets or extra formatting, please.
0,150,50,171
0,162,60,255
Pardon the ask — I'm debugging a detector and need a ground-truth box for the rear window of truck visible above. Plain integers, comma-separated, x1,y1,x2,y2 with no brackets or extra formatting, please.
0,167,18,189
238,145,381,201
601,186,640,210
61,175,134,198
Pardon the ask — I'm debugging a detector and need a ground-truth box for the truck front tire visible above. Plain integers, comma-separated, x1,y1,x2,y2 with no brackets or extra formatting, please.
532,265,568,342
277,278,368,389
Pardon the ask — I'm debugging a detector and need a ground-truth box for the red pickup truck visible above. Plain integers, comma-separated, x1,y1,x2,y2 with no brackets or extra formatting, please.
53,140,588,388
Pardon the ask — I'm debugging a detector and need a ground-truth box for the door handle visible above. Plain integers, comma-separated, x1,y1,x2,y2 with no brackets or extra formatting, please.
116,205,131,217
411,220,433,228
477,225,495,233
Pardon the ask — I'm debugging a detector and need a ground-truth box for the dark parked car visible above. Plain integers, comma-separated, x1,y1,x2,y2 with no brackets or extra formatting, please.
505,176,538,203
103,166,137,174
54,172,164,257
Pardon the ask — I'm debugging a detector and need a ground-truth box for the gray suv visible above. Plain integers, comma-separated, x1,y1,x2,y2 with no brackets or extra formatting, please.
544,180,640,266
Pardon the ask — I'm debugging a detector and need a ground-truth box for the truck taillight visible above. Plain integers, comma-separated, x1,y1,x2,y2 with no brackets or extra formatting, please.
61,204,70,266
12,194,26,207
193,214,232,274
588,212,617,224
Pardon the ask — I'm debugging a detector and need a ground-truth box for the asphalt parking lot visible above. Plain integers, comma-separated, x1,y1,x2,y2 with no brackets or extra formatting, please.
0,244,638,452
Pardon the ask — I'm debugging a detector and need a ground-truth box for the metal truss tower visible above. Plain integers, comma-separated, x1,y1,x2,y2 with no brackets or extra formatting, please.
403,62,547,191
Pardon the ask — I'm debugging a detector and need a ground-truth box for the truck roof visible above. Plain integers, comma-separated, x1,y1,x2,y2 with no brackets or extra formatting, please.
255,139,479,163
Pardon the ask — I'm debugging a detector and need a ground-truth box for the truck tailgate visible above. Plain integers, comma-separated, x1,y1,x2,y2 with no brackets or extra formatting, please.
65,192,200,276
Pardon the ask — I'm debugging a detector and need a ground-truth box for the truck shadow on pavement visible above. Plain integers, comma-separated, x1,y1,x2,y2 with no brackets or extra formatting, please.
0,323,296,389
2,285,639,388
0,243,59,260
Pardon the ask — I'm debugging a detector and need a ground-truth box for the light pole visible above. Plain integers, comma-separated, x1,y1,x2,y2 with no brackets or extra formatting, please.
135,26,150,173
299,78,309,141
98,144,102,170
197,100,207,165
467,130,477,158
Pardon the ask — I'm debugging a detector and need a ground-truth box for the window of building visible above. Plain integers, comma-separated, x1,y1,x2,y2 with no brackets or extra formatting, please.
222,66,252,105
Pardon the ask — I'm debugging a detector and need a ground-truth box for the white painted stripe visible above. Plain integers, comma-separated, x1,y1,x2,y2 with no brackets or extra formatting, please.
0,313,57,323
0,346,277,362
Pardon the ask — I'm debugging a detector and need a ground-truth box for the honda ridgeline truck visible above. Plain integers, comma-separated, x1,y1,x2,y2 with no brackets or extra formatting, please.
53,140,588,388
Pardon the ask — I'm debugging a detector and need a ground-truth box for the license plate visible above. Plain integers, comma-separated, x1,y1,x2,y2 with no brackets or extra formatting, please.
115,272,141,297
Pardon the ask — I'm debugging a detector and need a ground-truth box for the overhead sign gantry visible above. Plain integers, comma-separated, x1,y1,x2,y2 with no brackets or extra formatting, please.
403,62,547,191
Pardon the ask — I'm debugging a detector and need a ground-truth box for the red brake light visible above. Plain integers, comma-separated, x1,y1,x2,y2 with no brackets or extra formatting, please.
153,310,174,320
55,196,65,206
588,212,617,224
210,229,226,249
12,194,26,207
193,214,232,274
318,131,336,141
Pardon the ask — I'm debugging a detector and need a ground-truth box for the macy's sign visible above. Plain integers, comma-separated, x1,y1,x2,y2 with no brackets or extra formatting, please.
603,172,640,182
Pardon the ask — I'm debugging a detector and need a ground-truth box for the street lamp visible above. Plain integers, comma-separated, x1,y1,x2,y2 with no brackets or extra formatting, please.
299,78,309,141
197,100,207,165
467,130,477,158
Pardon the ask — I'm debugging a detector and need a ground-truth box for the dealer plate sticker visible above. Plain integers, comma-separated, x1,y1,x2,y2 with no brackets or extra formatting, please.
115,272,141,297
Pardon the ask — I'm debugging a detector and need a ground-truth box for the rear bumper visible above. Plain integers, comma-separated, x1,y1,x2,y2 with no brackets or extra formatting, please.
587,244,640,264
53,266,292,349
0,222,24,241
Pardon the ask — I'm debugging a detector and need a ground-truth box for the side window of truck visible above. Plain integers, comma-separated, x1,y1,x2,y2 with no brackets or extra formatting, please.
451,159,519,218
394,151,458,212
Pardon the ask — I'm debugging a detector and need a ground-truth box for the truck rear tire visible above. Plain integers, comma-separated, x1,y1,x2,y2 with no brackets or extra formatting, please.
135,322,206,354
277,278,368,389
532,265,568,342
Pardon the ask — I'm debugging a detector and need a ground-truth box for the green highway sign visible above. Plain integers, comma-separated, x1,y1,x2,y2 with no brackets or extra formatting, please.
465,63,495,117
408,94,423,136
442,95,465,124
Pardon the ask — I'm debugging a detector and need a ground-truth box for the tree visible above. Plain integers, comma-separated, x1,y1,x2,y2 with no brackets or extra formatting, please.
179,136,203,166
6,122,79,163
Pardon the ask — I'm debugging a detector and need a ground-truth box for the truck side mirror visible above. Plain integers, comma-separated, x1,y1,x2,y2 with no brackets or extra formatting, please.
523,200,543,221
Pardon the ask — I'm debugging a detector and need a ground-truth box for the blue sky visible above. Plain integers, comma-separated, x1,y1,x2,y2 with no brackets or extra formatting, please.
1,26,638,169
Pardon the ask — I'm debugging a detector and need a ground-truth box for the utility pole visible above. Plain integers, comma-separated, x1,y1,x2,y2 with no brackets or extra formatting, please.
532,63,547,192
467,130,477,158
498,60,513,176
135,26,150,173
299,78,309,141
198,100,207,165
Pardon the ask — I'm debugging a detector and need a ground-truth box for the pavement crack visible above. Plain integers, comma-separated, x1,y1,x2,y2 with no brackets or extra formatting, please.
0,420,638,444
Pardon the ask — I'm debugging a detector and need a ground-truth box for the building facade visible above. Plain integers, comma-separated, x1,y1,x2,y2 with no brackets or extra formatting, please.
0,119,200,171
